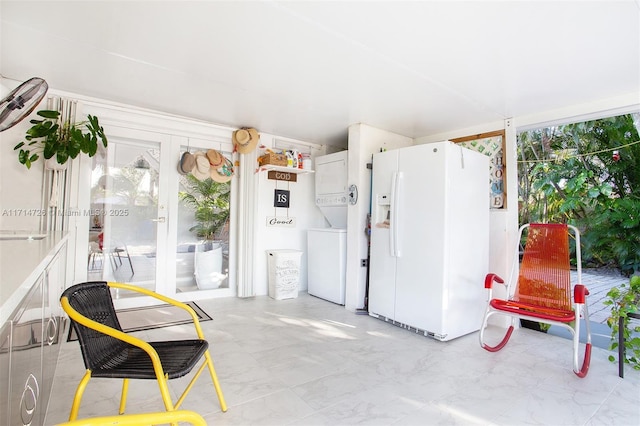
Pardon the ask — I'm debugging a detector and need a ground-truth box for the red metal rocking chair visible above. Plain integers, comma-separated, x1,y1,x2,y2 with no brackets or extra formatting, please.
479,223,592,377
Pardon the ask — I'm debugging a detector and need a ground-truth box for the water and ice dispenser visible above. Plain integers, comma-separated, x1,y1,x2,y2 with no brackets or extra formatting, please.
374,193,391,229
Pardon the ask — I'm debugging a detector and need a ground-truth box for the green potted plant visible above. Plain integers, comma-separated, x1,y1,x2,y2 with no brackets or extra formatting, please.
178,174,230,289
179,174,230,240
13,109,107,169
604,275,640,370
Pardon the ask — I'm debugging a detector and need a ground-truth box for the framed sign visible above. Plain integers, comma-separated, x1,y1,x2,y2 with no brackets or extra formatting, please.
268,170,297,182
266,216,296,227
274,189,290,208
452,130,506,209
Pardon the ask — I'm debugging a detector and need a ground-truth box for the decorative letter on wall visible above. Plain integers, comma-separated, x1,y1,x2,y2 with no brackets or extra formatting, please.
274,189,290,208
452,130,506,209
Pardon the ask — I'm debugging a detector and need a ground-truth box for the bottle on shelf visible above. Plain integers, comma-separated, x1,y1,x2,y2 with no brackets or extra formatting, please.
301,153,312,170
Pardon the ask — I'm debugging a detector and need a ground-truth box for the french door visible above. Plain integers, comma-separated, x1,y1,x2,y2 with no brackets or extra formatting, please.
85,126,235,308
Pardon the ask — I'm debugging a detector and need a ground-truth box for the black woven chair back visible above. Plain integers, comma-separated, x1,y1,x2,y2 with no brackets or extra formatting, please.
61,281,130,372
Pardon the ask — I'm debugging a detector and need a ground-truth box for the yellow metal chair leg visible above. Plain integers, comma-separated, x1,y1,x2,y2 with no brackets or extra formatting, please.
175,362,207,409
119,378,129,415
205,351,227,412
173,352,227,412
69,370,92,421
157,373,176,412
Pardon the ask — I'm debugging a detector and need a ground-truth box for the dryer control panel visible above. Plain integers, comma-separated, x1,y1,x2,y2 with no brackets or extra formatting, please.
316,195,348,206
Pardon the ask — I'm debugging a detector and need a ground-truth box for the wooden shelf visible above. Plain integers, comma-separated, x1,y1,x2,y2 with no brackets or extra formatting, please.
257,165,314,174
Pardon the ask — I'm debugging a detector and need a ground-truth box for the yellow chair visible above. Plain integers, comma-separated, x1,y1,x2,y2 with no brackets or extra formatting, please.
56,409,207,426
60,281,227,422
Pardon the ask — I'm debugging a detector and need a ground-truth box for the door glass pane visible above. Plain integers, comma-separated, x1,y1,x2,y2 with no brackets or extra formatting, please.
88,140,160,293
176,147,231,293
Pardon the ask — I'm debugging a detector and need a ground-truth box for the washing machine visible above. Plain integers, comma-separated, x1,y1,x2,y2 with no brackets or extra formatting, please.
307,228,347,304
307,150,348,305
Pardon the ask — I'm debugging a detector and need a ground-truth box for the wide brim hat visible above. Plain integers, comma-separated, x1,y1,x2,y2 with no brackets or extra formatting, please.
177,152,195,175
191,151,211,181
233,127,260,154
209,150,234,183
206,149,224,168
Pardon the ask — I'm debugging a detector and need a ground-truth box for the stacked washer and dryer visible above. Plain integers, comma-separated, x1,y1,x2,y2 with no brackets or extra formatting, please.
307,151,348,305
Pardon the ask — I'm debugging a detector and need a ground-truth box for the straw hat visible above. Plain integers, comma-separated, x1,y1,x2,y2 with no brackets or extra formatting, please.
206,149,224,168
232,128,260,154
208,149,233,183
177,152,195,175
191,151,211,181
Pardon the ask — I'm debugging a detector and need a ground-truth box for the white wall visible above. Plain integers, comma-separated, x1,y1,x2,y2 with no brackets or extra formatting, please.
1,79,330,301
344,123,413,311
5,76,636,307
0,79,48,231
252,134,328,296
77,100,330,298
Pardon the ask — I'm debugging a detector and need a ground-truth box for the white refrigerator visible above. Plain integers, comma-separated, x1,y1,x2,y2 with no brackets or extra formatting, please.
368,141,489,341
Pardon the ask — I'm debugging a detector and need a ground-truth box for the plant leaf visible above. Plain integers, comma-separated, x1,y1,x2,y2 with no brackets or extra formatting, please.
37,110,60,119
43,142,56,159
84,134,98,156
56,150,69,164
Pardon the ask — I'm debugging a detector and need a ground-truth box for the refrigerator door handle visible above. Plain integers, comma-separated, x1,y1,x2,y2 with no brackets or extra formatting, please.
391,171,402,257
389,172,397,257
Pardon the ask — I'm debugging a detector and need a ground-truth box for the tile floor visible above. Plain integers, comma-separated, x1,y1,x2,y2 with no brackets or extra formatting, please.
45,293,639,426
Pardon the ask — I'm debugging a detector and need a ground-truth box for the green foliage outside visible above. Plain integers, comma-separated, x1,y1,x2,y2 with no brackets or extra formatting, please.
178,174,230,241
519,114,640,369
517,114,640,276
604,275,640,370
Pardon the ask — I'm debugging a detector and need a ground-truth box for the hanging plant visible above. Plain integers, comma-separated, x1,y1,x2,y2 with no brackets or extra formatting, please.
13,109,108,169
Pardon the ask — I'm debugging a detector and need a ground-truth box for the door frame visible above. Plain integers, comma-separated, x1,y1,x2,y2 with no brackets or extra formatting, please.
70,101,238,307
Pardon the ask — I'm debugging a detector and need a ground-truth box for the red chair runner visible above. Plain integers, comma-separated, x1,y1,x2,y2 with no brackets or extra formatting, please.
479,223,592,377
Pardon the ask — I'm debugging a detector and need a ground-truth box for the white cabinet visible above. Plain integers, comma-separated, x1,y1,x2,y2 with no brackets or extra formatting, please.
0,240,67,425
8,277,45,426
42,244,67,421
0,323,11,425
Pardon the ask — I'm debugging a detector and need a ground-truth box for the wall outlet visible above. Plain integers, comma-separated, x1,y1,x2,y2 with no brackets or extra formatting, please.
361,259,368,267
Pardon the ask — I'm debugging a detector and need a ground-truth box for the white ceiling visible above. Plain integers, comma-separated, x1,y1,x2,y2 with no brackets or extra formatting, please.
2,1,639,149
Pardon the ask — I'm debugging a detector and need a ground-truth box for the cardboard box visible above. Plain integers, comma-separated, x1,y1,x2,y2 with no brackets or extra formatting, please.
258,153,288,167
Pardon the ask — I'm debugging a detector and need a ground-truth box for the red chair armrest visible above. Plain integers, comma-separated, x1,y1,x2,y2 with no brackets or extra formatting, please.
485,273,504,289
574,284,589,304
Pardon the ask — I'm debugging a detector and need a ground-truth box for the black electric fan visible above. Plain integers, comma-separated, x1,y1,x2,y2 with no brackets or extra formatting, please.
0,77,48,132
